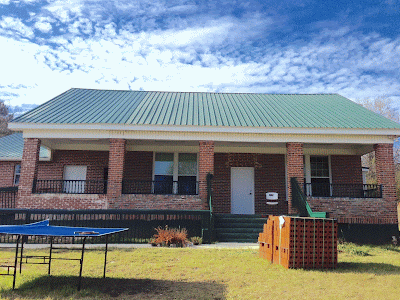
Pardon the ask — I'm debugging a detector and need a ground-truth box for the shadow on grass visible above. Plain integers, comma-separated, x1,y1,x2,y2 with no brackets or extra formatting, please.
1,275,226,299
334,262,400,274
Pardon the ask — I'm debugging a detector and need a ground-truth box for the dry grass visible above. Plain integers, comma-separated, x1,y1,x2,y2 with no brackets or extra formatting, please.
1,243,400,299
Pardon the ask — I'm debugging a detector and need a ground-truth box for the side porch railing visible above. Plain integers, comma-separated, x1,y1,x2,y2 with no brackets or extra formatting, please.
0,186,18,208
304,183,382,198
33,180,107,194
122,180,199,195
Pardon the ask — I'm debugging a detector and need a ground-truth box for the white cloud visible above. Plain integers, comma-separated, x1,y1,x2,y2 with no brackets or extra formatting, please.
0,16,35,39
0,0,11,5
0,1,399,109
34,21,52,33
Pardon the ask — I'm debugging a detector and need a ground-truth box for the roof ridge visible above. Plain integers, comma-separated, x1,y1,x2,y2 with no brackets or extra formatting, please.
70,88,338,96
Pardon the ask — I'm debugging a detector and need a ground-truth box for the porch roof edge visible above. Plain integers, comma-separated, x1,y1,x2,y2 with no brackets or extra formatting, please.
9,122,400,139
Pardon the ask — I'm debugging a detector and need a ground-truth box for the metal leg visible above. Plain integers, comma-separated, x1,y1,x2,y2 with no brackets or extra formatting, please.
13,235,21,290
48,237,53,275
77,237,86,291
103,235,108,278
19,236,25,274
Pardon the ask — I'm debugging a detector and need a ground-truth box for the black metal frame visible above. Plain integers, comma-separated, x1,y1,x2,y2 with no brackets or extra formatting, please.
122,179,199,195
32,179,107,194
304,183,382,198
0,186,18,208
1,233,112,291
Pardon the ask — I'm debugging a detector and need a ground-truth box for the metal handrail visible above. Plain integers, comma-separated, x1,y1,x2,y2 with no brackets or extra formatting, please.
291,178,326,218
33,179,107,194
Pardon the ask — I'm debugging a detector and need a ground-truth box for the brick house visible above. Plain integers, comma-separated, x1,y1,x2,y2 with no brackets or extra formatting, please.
2,88,400,226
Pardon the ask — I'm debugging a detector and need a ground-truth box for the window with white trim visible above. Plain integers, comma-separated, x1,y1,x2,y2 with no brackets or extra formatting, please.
13,164,21,185
154,152,198,194
304,155,331,197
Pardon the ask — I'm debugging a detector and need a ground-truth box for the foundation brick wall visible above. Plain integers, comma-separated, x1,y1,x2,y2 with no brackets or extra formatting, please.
212,153,287,215
307,197,397,224
18,194,108,209
0,161,19,187
109,194,203,210
199,141,214,209
286,143,304,214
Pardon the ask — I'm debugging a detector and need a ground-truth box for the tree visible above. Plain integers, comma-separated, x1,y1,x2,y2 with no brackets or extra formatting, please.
0,100,13,136
357,97,400,197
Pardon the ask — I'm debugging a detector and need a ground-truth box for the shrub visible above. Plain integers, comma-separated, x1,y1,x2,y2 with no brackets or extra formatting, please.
190,236,203,245
151,226,189,247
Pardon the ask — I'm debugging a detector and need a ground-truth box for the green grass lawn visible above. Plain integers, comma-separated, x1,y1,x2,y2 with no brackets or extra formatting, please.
1,243,400,299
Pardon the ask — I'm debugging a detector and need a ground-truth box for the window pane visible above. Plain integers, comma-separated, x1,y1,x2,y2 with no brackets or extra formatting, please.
178,153,197,176
154,153,174,175
14,164,21,185
310,156,329,178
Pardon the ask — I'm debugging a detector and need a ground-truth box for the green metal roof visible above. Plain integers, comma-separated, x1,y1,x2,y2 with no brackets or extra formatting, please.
11,88,400,129
0,133,51,160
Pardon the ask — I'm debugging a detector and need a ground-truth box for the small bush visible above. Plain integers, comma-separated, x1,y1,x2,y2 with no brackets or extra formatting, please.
151,226,189,247
190,236,203,245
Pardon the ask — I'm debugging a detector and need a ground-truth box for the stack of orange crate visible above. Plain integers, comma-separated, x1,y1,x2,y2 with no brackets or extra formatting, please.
258,217,274,261
259,215,337,269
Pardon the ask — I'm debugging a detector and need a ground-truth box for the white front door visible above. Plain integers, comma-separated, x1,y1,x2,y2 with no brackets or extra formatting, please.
63,165,87,193
231,167,255,214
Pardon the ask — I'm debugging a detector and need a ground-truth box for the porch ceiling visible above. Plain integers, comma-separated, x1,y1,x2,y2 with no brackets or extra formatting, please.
39,138,374,156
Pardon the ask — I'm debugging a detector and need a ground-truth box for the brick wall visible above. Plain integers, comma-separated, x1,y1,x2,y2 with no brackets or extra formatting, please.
109,194,202,210
212,153,287,215
199,141,214,209
18,138,41,198
107,139,126,198
0,161,18,187
123,151,153,180
286,143,304,214
331,155,362,184
37,150,109,181
374,143,397,220
307,197,397,224
18,194,108,209
307,150,397,224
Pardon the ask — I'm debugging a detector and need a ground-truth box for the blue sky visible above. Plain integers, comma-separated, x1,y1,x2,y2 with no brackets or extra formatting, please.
0,0,399,106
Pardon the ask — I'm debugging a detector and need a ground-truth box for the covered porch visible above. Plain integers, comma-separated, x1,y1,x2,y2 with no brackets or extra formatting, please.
15,136,397,223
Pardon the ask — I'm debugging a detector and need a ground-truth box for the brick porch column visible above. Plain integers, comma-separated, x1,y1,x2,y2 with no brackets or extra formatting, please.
199,141,214,209
18,138,41,199
286,142,304,215
107,139,126,199
374,143,397,220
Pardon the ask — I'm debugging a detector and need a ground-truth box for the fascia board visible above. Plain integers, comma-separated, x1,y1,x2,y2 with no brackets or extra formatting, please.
0,157,51,162
20,129,396,144
8,122,400,137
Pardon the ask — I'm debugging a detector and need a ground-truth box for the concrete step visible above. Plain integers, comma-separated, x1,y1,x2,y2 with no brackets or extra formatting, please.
214,214,268,243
